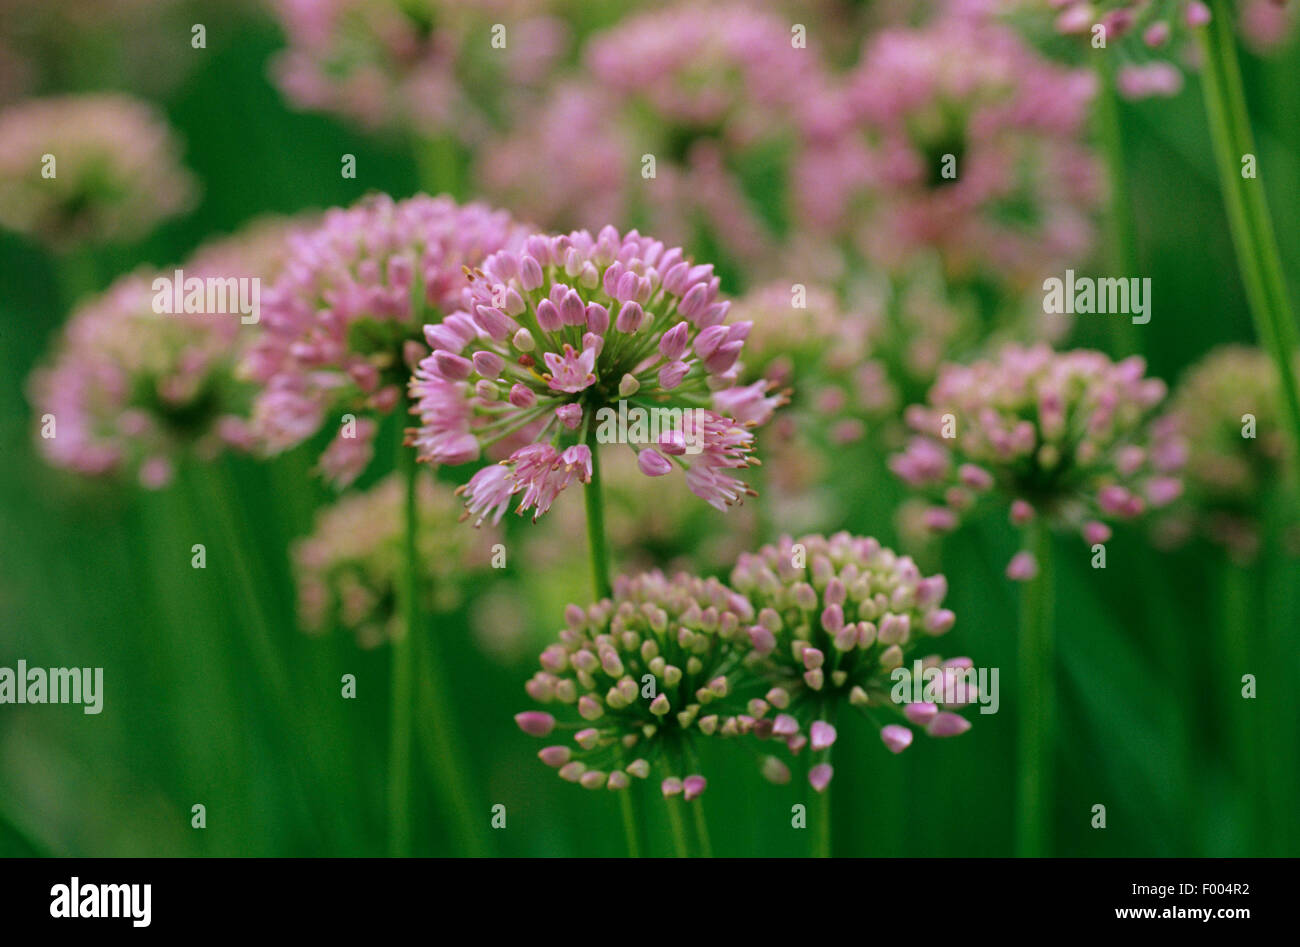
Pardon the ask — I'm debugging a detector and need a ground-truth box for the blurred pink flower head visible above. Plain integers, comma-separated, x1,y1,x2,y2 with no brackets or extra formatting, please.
292,473,501,648
1153,345,1296,560
269,0,569,138
891,343,1185,570
244,193,526,488
794,17,1101,290
479,2,832,269
0,93,196,250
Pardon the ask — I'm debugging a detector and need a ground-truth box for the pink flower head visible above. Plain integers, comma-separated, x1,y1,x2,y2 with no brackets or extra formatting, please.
28,217,308,487
410,226,778,521
519,571,757,796
1153,345,1298,560
244,193,525,485
892,344,1183,576
794,17,1101,290
290,472,501,648
269,0,568,137
0,93,195,250
730,532,973,776
479,4,832,270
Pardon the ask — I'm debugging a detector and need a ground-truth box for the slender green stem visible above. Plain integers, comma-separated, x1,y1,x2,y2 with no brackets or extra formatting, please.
583,427,641,857
1219,559,1261,852
583,425,613,600
388,439,418,857
1094,58,1140,356
691,797,714,858
1198,5,1300,483
666,796,691,858
618,786,641,859
1015,522,1055,857
812,783,832,858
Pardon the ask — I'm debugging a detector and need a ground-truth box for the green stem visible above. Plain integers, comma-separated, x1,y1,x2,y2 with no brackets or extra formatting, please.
1094,59,1140,356
1218,559,1261,853
583,425,613,600
812,783,832,858
1015,521,1055,857
388,437,418,857
399,442,487,857
618,786,641,859
666,796,691,858
1198,5,1300,483
691,797,714,858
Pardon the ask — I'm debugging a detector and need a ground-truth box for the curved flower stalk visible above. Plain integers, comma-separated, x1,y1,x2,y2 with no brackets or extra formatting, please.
27,216,305,490
293,473,502,648
516,571,758,855
891,343,1184,573
890,343,1183,856
409,226,781,523
794,16,1101,292
269,0,568,140
244,193,525,488
0,93,196,252
1154,346,1297,560
479,2,831,273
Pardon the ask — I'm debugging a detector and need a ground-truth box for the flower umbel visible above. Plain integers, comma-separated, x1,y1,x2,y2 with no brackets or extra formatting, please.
730,532,973,790
409,226,779,521
292,472,501,648
517,571,758,798
244,193,524,487
891,344,1185,573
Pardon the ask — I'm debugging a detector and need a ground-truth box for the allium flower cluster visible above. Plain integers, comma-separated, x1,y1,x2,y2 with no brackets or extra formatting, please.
731,281,885,448
269,0,567,137
516,571,759,799
1156,346,1295,558
730,533,973,791
409,226,780,521
28,215,306,489
30,273,249,489
891,344,1185,577
244,193,525,488
795,18,1101,289
480,3,829,268
293,473,501,648
0,93,195,250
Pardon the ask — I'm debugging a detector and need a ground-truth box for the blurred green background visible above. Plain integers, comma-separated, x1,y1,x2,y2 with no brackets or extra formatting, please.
1,2,1298,857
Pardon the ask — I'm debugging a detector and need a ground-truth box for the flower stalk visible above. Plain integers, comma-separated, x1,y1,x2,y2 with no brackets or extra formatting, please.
1015,520,1055,858
1197,2,1300,484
